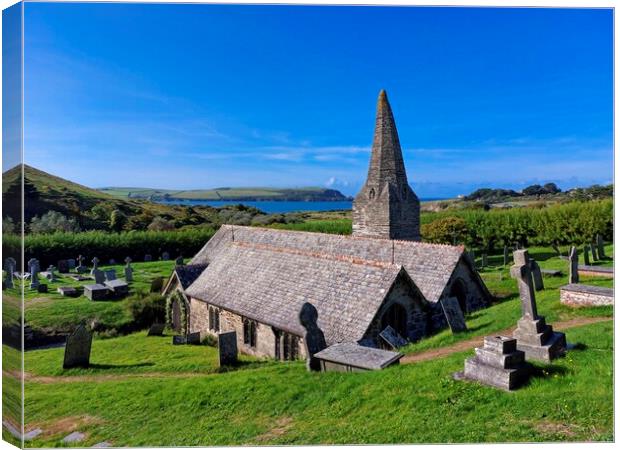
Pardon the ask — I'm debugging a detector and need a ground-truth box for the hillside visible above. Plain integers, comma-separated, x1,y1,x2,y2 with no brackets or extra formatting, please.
99,186,351,201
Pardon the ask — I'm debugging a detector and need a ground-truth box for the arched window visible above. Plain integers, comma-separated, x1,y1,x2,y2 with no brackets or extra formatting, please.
381,302,408,338
369,188,376,200
209,307,220,332
243,319,257,348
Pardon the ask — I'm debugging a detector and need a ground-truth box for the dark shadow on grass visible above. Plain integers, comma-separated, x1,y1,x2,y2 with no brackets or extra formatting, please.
216,359,274,373
465,321,493,333
88,362,155,369
524,363,569,386
566,342,587,351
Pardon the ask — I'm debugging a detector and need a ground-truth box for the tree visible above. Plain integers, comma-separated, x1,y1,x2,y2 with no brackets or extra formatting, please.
109,209,127,231
522,184,545,196
421,216,468,245
543,182,561,194
29,211,80,234
147,216,176,231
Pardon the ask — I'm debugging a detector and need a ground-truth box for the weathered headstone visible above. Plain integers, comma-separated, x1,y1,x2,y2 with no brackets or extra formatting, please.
67,258,76,270
511,250,567,362
583,245,590,266
162,252,170,261
503,246,509,266
45,265,57,282
175,256,184,266
298,302,327,371
379,325,408,349
147,323,165,336
75,255,88,273
4,257,16,289
57,286,78,297
172,335,186,345
218,331,238,366
187,331,201,344
104,279,129,297
104,269,116,281
124,257,133,282
569,246,579,284
440,296,467,333
91,256,100,273
28,258,39,289
92,269,105,284
56,260,69,273
454,335,531,391
63,324,92,368
590,241,598,261
144,254,152,262
528,258,544,291
597,234,606,259
84,284,108,301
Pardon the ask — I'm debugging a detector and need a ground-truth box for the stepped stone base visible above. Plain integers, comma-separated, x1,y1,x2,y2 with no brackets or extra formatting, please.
513,316,567,363
454,336,531,391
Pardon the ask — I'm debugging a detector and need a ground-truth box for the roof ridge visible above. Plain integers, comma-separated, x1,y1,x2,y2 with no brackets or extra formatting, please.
232,240,400,270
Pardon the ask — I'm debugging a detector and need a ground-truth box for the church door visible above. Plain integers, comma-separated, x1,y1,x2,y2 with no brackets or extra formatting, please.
381,303,408,338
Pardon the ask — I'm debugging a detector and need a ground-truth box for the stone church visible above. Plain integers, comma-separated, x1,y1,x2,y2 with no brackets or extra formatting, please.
164,90,491,360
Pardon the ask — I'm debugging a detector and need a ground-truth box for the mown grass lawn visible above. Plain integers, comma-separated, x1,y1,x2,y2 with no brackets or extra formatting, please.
21,320,612,446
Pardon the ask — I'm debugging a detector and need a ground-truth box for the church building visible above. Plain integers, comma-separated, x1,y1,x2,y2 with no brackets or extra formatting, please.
165,90,491,360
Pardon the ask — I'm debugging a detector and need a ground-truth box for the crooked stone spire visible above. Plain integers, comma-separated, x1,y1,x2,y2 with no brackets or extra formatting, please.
352,90,420,241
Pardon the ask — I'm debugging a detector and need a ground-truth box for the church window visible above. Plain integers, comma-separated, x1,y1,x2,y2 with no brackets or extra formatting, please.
369,188,376,200
208,307,220,332
243,319,257,348
274,329,298,361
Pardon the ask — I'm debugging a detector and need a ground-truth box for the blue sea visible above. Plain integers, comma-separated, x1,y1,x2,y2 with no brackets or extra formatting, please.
157,199,444,214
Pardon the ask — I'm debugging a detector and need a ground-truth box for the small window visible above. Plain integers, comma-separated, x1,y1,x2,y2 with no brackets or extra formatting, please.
243,319,257,348
275,330,299,361
208,307,220,332
369,188,376,200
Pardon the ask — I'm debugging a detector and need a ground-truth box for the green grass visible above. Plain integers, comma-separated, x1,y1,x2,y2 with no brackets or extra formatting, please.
21,321,613,446
11,260,176,335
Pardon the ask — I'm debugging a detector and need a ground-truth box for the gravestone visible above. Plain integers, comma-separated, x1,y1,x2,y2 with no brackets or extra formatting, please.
503,246,509,266
28,258,39,289
150,277,164,293
104,269,116,281
583,245,590,266
144,254,152,262
92,269,105,285
175,256,184,266
4,257,16,289
528,258,544,291
45,265,57,282
298,302,327,371
187,331,201,344
481,253,488,268
84,284,108,301
172,335,187,345
162,252,170,261
37,284,48,293
454,335,530,391
590,241,598,261
511,250,567,362
597,234,606,259
104,279,129,297
90,257,100,273
218,331,238,366
67,258,76,270
147,323,165,336
569,246,579,284
124,257,133,282
439,296,467,333
75,255,88,273
379,325,408,350
57,260,69,273
63,324,92,369
57,286,78,297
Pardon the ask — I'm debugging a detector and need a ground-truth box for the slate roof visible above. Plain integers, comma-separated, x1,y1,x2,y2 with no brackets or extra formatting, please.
314,342,403,370
185,241,413,344
175,264,208,289
190,225,468,303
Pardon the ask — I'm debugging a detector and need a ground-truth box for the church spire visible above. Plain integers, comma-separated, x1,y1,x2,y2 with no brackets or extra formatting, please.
352,90,420,241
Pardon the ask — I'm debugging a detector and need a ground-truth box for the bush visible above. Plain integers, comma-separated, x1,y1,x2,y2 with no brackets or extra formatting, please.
125,292,166,329
148,217,176,231
421,217,468,245
30,211,80,233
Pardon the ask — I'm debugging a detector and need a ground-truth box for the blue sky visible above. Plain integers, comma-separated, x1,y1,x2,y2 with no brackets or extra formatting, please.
20,3,613,197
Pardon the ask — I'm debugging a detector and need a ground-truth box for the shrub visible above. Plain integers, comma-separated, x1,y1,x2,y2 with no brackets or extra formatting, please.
421,217,468,245
125,292,166,329
148,217,176,231
29,211,80,233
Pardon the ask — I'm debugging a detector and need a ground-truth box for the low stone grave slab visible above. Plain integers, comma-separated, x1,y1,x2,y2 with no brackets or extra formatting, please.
147,323,165,336
379,325,408,350
560,284,613,307
577,264,613,279
172,335,187,345
24,428,43,441
440,296,467,333
62,431,86,443
218,331,238,366
314,343,403,372
63,325,92,369
454,335,531,391
541,269,562,277
92,441,112,448
104,279,129,297
57,286,78,297
70,274,89,281
84,284,109,301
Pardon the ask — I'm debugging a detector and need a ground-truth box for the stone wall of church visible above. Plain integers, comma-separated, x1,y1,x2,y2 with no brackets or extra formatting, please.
189,298,306,359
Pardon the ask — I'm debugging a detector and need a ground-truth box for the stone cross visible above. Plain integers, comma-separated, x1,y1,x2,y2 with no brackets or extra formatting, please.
91,257,99,270
503,246,509,266
590,241,598,261
124,257,132,267
46,265,57,282
76,255,87,273
569,246,579,284
299,302,327,372
597,234,606,259
28,258,40,289
510,250,538,320
583,245,590,266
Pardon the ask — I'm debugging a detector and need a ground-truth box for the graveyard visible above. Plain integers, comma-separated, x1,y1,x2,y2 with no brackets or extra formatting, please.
2,242,613,446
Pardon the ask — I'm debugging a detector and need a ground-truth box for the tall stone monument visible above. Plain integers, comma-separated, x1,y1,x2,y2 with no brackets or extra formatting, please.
299,302,327,371
75,255,87,273
124,257,133,282
511,250,566,362
583,245,590,266
4,257,16,289
569,246,579,284
352,90,420,241
218,331,238,367
596,234,606,259
28,258,39,289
